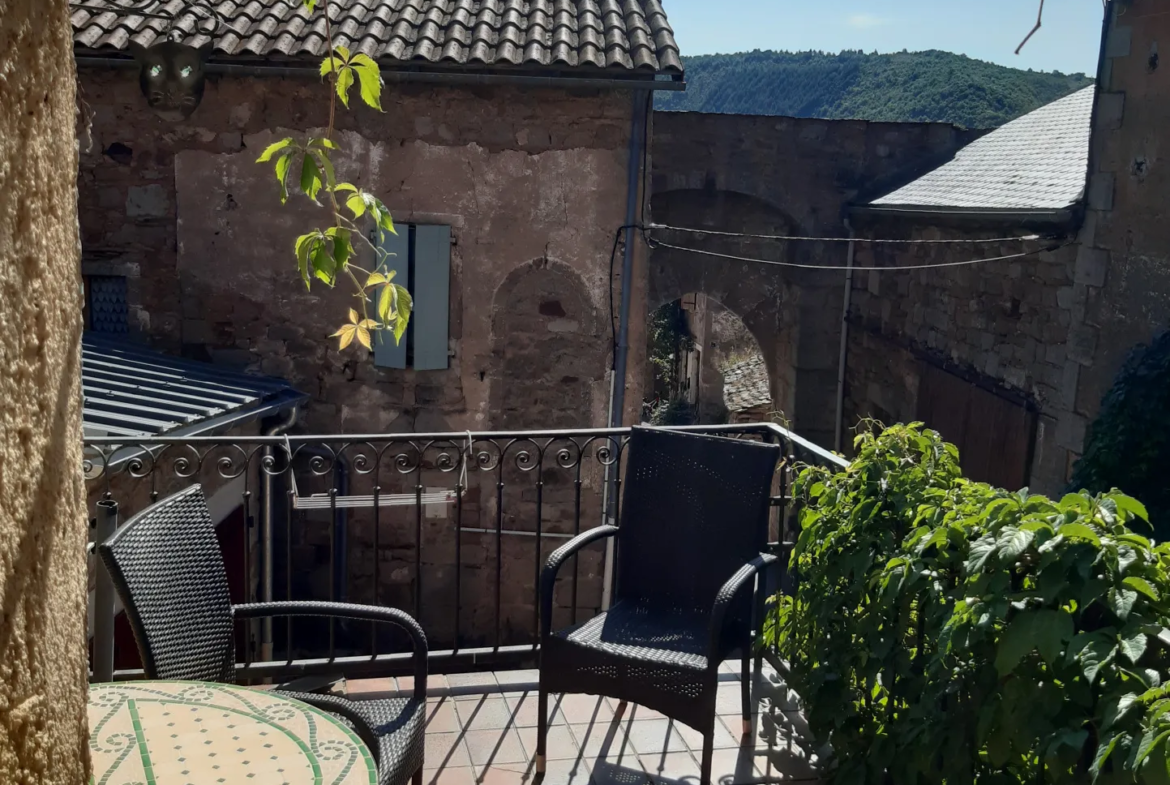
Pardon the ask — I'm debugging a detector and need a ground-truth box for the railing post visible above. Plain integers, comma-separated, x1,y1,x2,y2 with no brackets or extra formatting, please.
93,499,118,683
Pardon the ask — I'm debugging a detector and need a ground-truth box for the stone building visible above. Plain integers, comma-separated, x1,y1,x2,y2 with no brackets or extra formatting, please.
72,0,683,651
845,87,1093,492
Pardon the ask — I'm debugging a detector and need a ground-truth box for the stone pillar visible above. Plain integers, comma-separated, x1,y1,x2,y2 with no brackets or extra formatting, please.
0,1,91,781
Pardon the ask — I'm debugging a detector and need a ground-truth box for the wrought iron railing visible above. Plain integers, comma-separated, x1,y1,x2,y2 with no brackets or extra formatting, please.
85,423,847,683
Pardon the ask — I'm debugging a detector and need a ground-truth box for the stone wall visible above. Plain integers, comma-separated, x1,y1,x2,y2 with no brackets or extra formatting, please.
0,3,91,780
76,66,641,649
649,112,984,447
842,221,1080,492
1069,0,1170,463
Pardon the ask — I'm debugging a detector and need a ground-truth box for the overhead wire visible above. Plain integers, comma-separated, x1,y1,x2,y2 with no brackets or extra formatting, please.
647,223,1043,244
644,231,1071,272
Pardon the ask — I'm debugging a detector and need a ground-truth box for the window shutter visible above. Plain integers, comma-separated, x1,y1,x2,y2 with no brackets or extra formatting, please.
411,225,451,371
373,228,410,369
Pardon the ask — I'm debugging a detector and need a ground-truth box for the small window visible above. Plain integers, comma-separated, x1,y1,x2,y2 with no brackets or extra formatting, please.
371,224,451,371
83,275,129,334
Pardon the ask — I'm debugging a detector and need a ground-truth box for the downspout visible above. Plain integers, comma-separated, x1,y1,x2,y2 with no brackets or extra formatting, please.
834,220,857,454
260,406,298,661
601,88,649,611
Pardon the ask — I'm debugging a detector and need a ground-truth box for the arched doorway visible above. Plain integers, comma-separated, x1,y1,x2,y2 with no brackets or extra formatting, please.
643,293,772,426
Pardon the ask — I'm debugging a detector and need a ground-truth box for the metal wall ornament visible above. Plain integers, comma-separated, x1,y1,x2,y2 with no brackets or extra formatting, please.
71,0,224,121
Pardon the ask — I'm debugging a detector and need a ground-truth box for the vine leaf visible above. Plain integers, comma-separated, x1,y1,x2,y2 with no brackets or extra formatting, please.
300,154,322,202
1120,629,1148,664
274,153,295,204
350,53,384,111
1110,587,1139,621
1125,576,1160,602
256,137,295,162
332,308,377,351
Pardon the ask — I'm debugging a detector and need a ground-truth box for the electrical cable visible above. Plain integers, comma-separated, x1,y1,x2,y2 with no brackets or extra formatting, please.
647,223,1043,244
644,231,1070,272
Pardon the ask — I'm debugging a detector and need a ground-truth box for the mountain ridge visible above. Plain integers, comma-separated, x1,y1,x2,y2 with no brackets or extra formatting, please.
656,49,1095,129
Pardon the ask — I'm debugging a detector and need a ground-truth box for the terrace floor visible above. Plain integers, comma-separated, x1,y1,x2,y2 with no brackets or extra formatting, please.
343,660,825,784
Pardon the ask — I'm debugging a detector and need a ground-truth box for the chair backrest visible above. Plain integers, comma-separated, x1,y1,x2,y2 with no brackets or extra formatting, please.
615,427,780,615
96,484,236,682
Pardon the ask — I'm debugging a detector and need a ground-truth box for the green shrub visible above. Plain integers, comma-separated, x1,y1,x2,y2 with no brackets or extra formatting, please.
765,422,1170,784
1071,331,1170,540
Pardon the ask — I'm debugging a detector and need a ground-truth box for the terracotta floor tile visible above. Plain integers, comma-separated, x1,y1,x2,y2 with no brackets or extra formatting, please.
476,763,531,784
426,698,463,734
448,672,499,690
558,694,613,725
465,728,528,766
345,677,395,697
642,750,701,783
505,691,565,728
538,757,593,785
457,696,519,731
673,719,739,751
708,747,761,784
622,719,688,756
426,731,473,770
571,721,641,770
424,765,478,785
515,723,578,760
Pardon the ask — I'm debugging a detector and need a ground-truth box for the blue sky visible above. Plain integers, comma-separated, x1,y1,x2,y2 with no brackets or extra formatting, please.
662,0,1105,76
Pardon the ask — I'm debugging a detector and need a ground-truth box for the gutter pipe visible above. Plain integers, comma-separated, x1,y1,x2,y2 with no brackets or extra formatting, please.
834,220,856,454
74,55,687,92
601,89,649,611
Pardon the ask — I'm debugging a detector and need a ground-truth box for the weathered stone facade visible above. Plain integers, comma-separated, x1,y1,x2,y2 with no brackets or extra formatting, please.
76,66,645,649
649,112,983,447
842,221,1080,491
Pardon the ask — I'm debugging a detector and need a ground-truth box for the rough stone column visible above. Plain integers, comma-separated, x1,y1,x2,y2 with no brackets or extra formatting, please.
0,1,91,782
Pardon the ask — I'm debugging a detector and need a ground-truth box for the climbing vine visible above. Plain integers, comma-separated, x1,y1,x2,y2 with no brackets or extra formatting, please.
1071,331,1170,540
765,422,1170,784
256,0,410,351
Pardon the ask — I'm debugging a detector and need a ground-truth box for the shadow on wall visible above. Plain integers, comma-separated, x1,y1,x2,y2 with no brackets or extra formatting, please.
489,258,605,431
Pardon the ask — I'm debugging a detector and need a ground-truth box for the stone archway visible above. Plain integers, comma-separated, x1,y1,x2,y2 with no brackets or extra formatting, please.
488,258,607,431
647,188,844,447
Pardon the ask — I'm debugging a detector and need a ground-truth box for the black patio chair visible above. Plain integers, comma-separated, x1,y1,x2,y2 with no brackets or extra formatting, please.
95,484,427,785
537,426,781,785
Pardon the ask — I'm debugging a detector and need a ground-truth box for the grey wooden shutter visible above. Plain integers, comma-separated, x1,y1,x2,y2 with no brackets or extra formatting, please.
411,225,451,371
373,228,410,369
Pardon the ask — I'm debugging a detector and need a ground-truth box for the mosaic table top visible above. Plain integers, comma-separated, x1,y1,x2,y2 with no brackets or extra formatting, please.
88,681,376,785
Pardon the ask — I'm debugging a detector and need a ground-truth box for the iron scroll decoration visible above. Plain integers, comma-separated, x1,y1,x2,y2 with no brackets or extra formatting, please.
71,0,224,121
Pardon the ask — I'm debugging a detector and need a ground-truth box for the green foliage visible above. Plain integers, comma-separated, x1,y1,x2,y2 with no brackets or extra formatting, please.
253,0,409,351
648,301,694,397
1072,332,1170,541
649,398,696,427
764,422,1170,784
657,50,1094,128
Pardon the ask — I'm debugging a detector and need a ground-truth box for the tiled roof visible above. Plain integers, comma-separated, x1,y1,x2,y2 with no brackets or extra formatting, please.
72,0,683,75
870,86,1094,212
722,354,771,414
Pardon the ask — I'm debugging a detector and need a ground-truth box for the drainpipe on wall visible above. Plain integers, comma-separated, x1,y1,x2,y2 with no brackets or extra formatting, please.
601,89,649,611
259,406,298,661
834,220,857,454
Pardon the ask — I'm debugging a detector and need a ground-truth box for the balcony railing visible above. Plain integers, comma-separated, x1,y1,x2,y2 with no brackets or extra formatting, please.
85,423,847,684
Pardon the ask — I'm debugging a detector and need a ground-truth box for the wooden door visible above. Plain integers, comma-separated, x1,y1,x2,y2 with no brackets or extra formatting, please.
916,362,1036,490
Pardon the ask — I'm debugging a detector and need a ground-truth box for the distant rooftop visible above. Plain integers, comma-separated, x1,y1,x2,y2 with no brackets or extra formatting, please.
72,0,682,77
868,86,1095,213
83,334,306,439
722,355,771,414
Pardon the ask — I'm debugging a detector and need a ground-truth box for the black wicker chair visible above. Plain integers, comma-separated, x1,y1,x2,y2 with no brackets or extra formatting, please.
537,427,781,784
95,484,427,785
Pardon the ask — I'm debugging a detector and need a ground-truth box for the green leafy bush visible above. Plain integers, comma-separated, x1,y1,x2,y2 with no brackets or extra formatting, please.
765,423,1170,784
1072,331,1170,540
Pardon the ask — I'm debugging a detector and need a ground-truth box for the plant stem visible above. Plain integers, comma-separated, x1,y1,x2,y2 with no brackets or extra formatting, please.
323,0,337,140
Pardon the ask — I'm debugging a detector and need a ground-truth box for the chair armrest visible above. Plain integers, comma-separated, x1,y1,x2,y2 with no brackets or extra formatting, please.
708,553,779,663
233,600,428,699
540,525,619,640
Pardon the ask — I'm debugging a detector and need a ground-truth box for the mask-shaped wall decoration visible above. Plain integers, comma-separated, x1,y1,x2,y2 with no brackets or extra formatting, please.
127,40,214,122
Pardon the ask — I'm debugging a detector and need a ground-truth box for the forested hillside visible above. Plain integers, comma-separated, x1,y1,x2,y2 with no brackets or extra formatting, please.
656,50,1094,128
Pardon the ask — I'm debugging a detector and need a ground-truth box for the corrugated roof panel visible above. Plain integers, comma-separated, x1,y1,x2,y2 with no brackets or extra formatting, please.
870,86,1095,212
82,334,307,438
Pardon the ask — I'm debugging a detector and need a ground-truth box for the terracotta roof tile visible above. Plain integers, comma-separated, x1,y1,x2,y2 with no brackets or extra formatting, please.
73,0,682,75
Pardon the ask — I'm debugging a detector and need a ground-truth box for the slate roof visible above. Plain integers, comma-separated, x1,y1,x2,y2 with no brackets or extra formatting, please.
722,354,771,414
83,333,306,439
72,0,683,75
869,86,1095,212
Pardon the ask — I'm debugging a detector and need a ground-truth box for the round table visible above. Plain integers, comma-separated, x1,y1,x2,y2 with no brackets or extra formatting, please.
88,681,376,785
